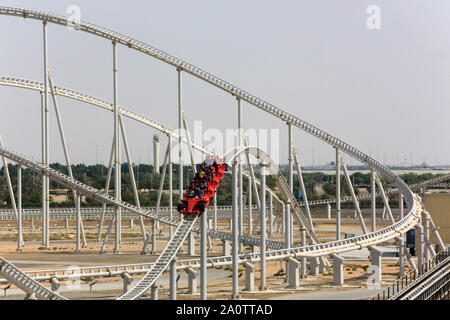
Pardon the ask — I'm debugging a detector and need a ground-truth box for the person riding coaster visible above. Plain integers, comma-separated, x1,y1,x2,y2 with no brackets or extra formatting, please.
177,157,228,216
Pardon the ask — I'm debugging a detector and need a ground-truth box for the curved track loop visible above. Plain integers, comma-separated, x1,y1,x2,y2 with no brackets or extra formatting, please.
224,147,318,243
0,256,67,300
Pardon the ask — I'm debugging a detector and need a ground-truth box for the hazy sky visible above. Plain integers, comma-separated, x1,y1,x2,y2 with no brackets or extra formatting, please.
0,0,449,167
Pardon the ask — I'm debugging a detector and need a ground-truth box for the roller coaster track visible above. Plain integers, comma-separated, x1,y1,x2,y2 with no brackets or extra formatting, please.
117,216,197,300
0,6,427,300
0,256,67,300
0,145,284,250
0,75,284,207
373,249,450,300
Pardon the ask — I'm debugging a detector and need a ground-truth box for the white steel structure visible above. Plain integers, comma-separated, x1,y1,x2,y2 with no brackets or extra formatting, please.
0,6,447,300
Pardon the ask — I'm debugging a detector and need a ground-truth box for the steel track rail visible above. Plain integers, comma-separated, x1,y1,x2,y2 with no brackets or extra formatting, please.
117,216,197,300
0,256,67,300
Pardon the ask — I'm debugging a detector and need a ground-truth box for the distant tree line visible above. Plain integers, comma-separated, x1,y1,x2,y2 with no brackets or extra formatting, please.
0,163,441,209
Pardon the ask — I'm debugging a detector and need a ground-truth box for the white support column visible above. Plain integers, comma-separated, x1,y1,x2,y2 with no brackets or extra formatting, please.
416,222,424,266
177,68,183,212
259,163,267,291
423,211,431,261
398,193,405,277
112,41,121,254
231,157,240,299
17,164,23,251
187,232,195,256
327,203,331,220
371,170,376,232
170,257,177,300
335,148,341,240
332,254,344,286
168,136,173,238
284,203,291,248
42,21,50,250
213,193,218,231
75,192,81,252
300,229,307,279
247,182,253,235
237,98,244,253
269,192,273,236
200,208,207,299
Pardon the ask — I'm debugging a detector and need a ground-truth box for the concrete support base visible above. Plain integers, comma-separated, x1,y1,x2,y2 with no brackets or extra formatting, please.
121,272,134,294
151,282,159,300
319,257,328,273
244,262,255,291
369,247,382,286
332,255,344,286
222,240,231,256
129,219,134,229
309,257,319,276
50,277,61,294
286,257,300,289
187,268,198,295
24,292,37,300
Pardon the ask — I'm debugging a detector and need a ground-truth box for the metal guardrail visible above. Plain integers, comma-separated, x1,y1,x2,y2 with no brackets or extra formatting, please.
372,249,450,300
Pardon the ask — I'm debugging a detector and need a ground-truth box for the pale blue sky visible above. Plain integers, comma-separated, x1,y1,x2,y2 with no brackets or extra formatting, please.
0,0,449,166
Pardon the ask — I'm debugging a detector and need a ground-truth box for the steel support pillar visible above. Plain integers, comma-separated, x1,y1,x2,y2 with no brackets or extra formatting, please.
170,257,177,300
259,163,267,291
332,255,344,286
200,208,207,299
231,158,240,299
244,262,255,291
222,240,231,256
237,98,244,253
371,170,376,232
300,229,307,279
399,194,405,277
17,165,23,251
335,148,341,240
112,41,121,254
327,203,331,220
